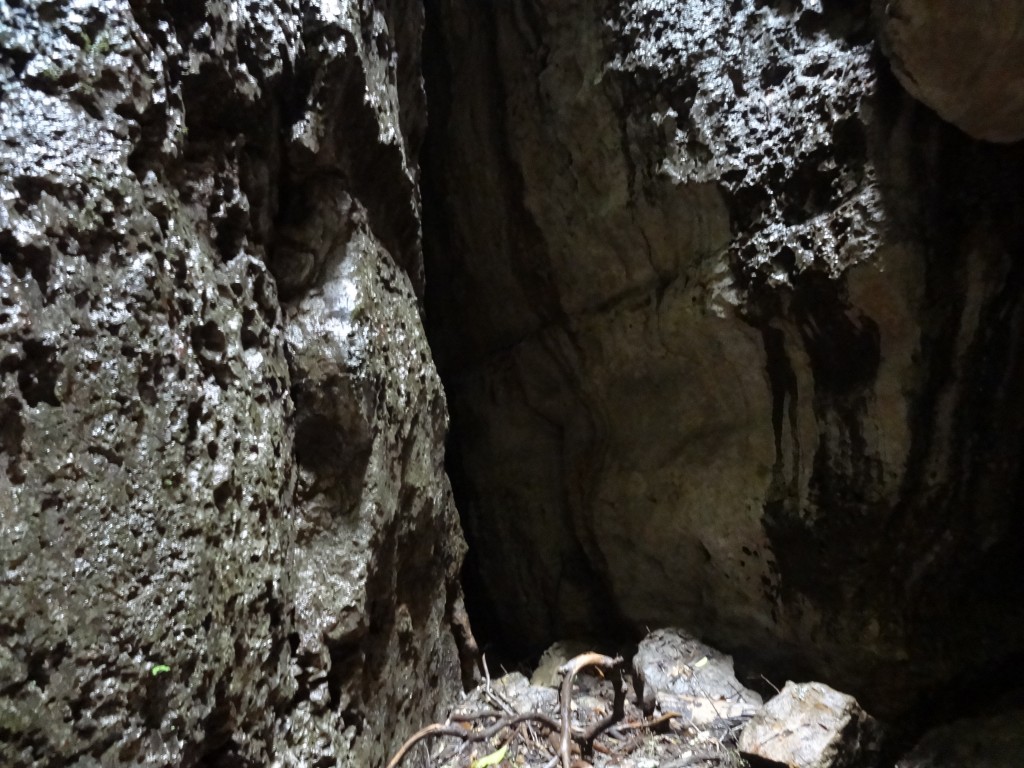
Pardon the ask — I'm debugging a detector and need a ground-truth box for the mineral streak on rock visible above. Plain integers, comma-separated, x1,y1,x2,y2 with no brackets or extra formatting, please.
0,1,464,766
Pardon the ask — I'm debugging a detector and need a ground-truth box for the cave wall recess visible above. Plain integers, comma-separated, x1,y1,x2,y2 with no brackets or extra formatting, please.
422,0,1024,717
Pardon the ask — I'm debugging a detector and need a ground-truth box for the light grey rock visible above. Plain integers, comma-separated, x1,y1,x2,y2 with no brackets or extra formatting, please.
738,681,881,768
458,671,560,718
441,633,757,768
633,628,761,725
0,0,465,766
875,0,1024,142
896,708,1024,768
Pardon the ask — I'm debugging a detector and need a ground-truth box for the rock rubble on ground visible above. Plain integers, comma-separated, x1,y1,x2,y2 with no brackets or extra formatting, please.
393,629,886,768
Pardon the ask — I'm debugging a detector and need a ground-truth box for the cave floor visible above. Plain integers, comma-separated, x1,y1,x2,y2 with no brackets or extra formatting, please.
391,668,747,768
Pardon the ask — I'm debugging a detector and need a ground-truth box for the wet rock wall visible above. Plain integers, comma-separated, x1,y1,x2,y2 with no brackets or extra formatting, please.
0,1,464,766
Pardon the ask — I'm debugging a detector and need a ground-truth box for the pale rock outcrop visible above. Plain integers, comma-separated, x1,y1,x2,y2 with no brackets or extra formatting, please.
633,628,762,724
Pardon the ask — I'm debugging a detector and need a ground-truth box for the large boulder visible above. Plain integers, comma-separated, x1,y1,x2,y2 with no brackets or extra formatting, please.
875,0,1024,142
424,0,1024,715
0,1,465,766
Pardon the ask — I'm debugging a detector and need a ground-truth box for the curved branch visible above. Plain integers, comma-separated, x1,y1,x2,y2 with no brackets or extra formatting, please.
386,651,628,768
385,710,560,768
557,652,623,768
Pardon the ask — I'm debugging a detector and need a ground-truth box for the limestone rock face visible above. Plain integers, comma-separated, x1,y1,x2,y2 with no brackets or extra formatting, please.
0,1,464,766
424,0,1024,714
875,0,1024,142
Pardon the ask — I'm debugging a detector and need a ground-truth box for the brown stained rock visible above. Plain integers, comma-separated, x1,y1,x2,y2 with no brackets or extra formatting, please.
875,0,1024,143
532,640,595,687
738,682,881,768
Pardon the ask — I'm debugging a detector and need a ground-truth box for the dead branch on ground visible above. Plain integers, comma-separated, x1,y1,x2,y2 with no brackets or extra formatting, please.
385,652,630,768
556,653,624,768
385,710,561,768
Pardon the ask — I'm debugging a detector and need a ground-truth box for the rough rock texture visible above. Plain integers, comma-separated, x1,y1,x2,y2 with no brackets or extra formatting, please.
739,681,880,768
0,1,464,766
896,708,1024,768
874,0,1024,142
424,0,1024,715
633,628,761,723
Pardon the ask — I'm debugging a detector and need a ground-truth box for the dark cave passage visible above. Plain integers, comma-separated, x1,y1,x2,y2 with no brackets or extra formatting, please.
416,0,1024,758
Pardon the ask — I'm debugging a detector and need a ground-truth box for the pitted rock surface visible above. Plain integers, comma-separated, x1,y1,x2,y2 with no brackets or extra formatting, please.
424,0,1024,715
0,1,464,766
608,0,883,286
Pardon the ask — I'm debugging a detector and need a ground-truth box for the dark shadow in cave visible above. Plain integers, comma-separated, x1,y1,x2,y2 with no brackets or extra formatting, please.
418,0,523,672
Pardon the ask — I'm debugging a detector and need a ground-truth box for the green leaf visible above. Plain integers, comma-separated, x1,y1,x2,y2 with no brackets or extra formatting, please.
151,664,171,676
471,744,508,768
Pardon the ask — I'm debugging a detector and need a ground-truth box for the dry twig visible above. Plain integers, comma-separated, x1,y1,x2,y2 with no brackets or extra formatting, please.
385,652,628,768
617,711,681,733
385,710,560,768
556,653,624,768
